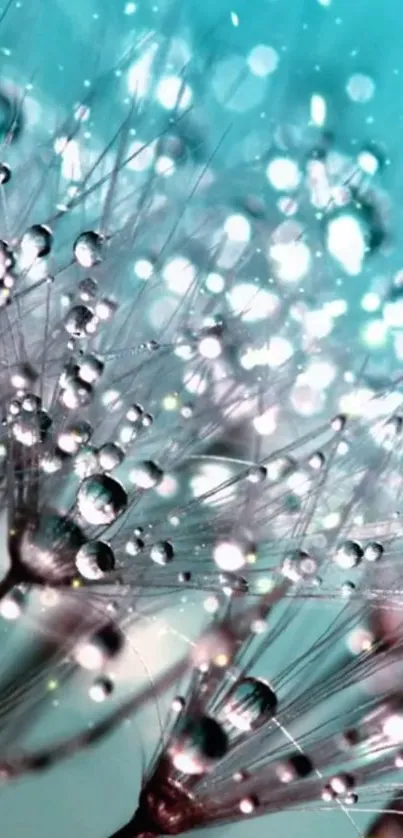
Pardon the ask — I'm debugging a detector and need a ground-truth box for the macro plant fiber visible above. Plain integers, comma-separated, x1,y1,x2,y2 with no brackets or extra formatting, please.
0,2,402,838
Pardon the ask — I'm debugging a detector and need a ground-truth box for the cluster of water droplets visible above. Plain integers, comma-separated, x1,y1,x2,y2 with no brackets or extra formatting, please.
0,2,401,838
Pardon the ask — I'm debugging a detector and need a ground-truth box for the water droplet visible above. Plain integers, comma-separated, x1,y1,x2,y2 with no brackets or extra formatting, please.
64,305,95,338
169,715,228,774
89,676,114,702
129,460,163,489
75,541,115,580
0,163,11,184
14,512,85,584
76,474,128,526
74,231,104,268
224,678,277,731
150,540,174,565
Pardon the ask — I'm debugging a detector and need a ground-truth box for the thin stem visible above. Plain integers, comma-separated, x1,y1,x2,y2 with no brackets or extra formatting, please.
109,808,157,838
108,761,204,838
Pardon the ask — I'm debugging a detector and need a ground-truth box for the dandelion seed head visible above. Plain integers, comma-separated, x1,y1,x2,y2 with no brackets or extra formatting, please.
0,4,400,836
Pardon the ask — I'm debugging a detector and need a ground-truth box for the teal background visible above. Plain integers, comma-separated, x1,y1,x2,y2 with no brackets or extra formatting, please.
0,0,400,835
